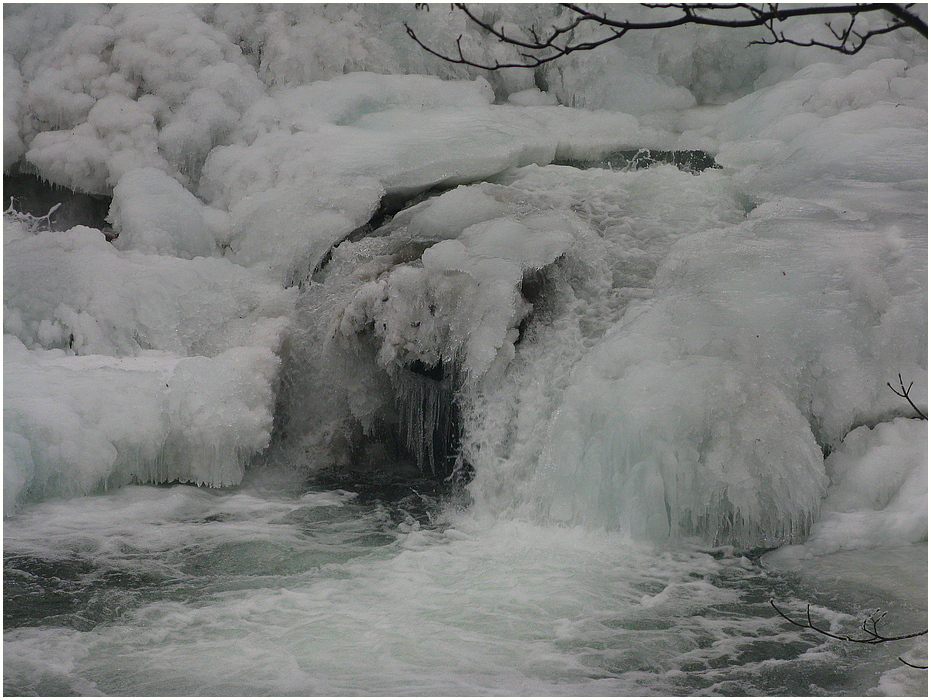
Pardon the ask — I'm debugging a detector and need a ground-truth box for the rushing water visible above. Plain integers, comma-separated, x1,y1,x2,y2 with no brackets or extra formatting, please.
4,471,926,696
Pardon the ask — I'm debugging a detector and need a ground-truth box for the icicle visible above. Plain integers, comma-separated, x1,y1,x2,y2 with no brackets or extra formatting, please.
392,364,459,476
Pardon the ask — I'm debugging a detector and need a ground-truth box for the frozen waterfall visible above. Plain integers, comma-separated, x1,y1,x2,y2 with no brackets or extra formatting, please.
3,3,926,553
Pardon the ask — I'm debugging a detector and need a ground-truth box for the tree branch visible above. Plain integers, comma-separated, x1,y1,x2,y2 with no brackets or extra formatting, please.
770,599,928,668
405,3,927,70
888,373,928,420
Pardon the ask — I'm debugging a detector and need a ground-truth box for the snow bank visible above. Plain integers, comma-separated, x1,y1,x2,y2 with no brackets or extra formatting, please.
196,71,661,284
224,176,384,285
200,73,659,207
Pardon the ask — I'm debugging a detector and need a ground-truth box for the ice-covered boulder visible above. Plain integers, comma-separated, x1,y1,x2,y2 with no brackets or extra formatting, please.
487,198,925,547
334,212,582,385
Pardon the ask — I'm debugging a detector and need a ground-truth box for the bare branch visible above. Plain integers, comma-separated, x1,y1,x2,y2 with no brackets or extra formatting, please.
771,599,928,646
406,4,927,70
899,656,930,669
888,373,928,420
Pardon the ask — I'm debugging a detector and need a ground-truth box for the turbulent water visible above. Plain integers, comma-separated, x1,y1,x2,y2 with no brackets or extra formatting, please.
3,475,927,696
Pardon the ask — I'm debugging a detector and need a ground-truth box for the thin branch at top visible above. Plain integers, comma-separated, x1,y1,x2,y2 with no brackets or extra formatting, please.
404,3,927,70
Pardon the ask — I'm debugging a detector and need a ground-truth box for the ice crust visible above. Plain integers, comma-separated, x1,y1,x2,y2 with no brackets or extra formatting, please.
3,4,927,551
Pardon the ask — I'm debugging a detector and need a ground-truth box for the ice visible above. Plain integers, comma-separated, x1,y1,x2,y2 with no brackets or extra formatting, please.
4,338,281,514
333,211,582,384
2,6,928,695
703,57,927,199
201,93,659,211
225,176,384,285
4,225,294,356
13,4,264,193
4,4,927,551
768,418,927,557
393,368,459,475
4,52,26,169
3,216,295,513
472,193,922,546
109,167,217,259
400,186,509,242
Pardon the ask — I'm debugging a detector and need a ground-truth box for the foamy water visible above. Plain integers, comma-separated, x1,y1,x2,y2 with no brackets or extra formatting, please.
4,480,926,696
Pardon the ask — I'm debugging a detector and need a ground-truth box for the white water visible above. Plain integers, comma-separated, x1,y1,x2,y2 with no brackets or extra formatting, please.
4,479,926,696
4,4,927,695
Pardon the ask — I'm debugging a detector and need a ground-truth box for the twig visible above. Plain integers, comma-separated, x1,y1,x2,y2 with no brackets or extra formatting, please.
405,4,927,70
888,373,927,420
899,656,929,669
770,600,927,668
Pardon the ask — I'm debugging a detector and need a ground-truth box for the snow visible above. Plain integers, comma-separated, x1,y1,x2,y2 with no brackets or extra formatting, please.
3,52,26,169
3,4,927,555
766,417,927,560
4,336,280,514
4,225,293,356
12,4,264,192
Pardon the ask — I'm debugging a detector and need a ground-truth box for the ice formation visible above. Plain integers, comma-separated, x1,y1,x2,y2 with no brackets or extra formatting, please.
3,4,926,551
4,212,294,513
